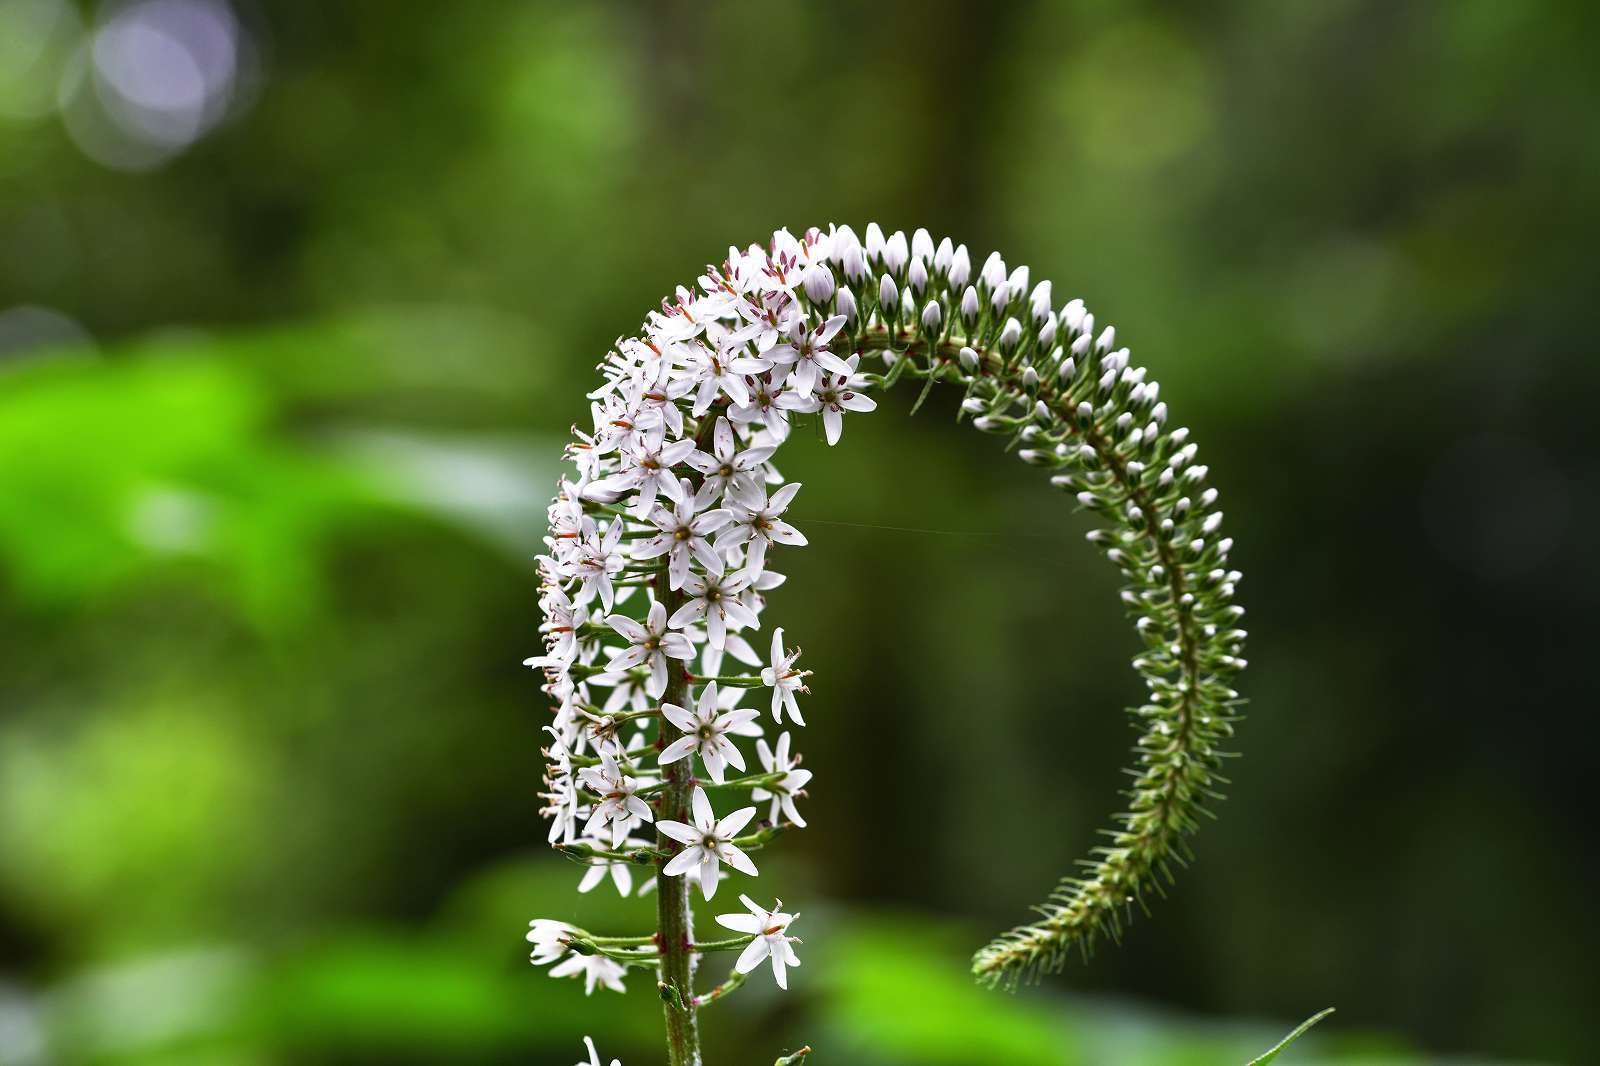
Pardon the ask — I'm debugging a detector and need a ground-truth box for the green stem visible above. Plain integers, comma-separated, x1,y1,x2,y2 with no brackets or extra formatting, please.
655,551,704,1065
687,673,766,687
689,934,755,953
691,965,748,1008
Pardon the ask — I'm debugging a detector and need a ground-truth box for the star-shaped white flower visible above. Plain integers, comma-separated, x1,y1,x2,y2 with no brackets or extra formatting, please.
525,585,587,667
656,786,758,899
777,353,877,445
760,627,810,725
592,436,698,518
728,367,794,442
576,844,639,897
630,478,731,589
715,895,801,990
766,314,851,396
577,752,652,846
605,600,694,698
659,682,762,783
549,952,627,995
526,918,576,966
691,343,772,415
752,731,812,827
668,567,758,650
685,416,775,502
570,517,624,613
715,482,806,579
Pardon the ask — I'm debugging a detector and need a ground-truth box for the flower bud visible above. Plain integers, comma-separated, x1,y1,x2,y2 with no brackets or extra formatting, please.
1029,280,1053,324
802,262,835,304
829,224,859,266
884,230,909,274
1062,298,1086,333
1070,333,1091,357
960,395,986,413
934,237,953,277
960,286,980,324
1058,357,1075,382
998,317,1022,351
980,251,1006,292
878,274,898,317
1096,325,1116,353
990,282,1010,316
949,244,971,289
958,345,978,371
841,242,868,284
920,299,943,334
1007,265,1030,299
907,255,929,296
1021,366,1039,391
911,227,934,262
1037,316,1058,350
837,285,858,323
865,222,885,260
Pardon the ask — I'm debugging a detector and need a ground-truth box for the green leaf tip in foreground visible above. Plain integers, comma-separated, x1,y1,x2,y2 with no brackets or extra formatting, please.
1245,1008,1335,1065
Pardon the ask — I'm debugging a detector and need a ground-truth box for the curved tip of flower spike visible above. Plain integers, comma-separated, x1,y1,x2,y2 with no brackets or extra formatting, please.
772,1046,812,1066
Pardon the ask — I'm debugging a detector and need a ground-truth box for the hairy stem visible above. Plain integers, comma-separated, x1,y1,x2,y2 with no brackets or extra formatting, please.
655,569,701,1066
655,410,727,1065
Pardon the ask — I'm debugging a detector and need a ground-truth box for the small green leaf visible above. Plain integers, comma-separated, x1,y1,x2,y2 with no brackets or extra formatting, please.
1246,1008,1335,1065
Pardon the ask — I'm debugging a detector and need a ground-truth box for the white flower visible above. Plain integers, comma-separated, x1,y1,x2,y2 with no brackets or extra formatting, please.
656,786,758,899
668,567,758,650
752,731,812,827
549,952,627,995
577,849,637,896
605,600,694,699
578,752,652,846
659,682,762,783
527,918,576,965
691,344,772,415
715,895,801,990
570,518,624,613
576,1036,622,1066
778,353,876,446
685,416,775,502
760,627,810,725
593,436,698,518
766,315,850,396
716,482,806,578
542,764,582,845
525,585,586,666
728,367,794,440
630,478,731,590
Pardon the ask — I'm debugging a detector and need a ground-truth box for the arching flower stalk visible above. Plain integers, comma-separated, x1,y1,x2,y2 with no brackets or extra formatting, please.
526,224,1246,1065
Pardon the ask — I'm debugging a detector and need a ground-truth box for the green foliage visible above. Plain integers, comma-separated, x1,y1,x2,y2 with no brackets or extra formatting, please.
0,348,380,625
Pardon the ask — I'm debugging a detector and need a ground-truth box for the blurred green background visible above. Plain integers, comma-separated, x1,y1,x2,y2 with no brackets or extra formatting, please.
2,1,1596,1063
